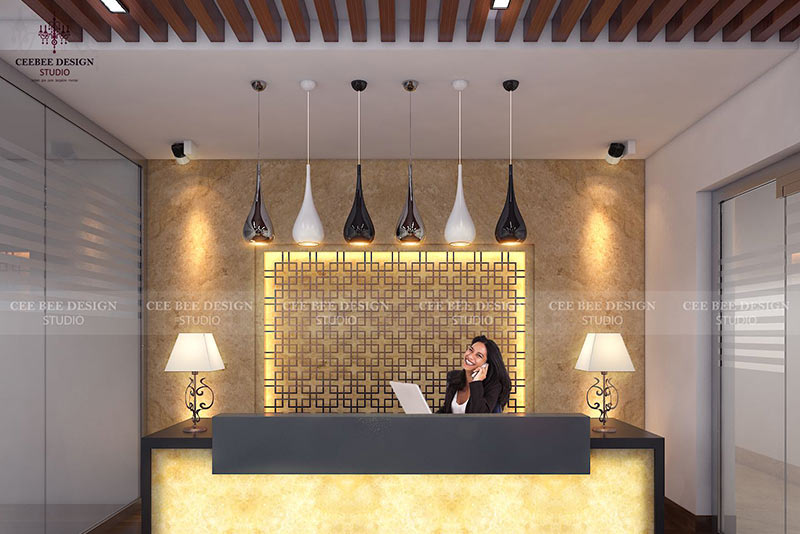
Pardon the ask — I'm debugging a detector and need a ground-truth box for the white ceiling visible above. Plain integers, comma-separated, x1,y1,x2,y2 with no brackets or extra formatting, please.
0,0,796,160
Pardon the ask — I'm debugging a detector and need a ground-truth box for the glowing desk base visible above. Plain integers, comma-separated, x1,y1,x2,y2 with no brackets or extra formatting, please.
151,448,654,533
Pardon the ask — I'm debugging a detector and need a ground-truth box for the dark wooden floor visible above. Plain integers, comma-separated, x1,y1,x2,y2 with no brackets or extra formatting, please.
92,498,713,534
89,502,141,534
664,498,717,534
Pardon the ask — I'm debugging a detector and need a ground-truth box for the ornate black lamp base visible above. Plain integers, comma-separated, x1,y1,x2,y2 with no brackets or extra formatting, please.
182,371,214,434
586,371,619,433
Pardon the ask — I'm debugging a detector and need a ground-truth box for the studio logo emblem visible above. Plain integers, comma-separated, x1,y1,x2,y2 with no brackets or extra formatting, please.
38,17,70,54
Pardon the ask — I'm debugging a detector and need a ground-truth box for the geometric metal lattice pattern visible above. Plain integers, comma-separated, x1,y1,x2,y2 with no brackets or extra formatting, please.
265,250,526,413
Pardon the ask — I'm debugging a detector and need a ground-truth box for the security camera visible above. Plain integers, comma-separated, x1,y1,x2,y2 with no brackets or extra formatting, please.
605,140,635,165
171,141,193,165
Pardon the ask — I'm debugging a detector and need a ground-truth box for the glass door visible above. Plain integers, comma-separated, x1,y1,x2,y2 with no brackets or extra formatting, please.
0,74,141,533
719,183,786,534
786,192,800,534
0,68,46,534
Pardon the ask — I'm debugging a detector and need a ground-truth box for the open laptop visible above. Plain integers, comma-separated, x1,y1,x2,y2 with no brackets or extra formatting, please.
389,381,432,414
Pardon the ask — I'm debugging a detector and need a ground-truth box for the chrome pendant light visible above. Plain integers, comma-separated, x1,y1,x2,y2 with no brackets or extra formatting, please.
243,80,275,245
395,79,425,246
495,79,527,246
292,79,324,247
444,79,476,247
343,79,375,246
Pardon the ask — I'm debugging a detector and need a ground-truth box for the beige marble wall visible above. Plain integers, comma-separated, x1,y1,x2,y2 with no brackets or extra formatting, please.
145,159,645,433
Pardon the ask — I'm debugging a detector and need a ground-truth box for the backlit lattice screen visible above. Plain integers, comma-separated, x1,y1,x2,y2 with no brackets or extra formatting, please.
264,250,526,413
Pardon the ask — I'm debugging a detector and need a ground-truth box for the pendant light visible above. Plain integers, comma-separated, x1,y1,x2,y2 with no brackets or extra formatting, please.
444,79,476,247
495,79,527,246
343,79,375,246
395,79,425,246
292,80,324,247
243,80,275,245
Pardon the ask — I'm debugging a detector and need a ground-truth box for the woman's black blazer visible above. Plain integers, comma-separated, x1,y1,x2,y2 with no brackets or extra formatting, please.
436,370,502,414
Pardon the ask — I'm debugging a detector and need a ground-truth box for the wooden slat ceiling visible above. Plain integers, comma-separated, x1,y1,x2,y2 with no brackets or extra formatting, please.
20,0,800,44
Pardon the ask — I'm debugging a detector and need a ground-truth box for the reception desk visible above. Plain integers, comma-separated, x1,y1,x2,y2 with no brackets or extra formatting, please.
141,414,663,533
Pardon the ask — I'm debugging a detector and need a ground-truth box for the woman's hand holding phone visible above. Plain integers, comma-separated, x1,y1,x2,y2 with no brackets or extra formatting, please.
468,363,489,383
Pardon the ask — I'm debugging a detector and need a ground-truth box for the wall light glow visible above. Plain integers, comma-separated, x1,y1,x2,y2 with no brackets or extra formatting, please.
583,210,614,283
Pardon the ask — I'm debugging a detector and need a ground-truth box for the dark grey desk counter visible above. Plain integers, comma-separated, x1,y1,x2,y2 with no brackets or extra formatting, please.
141,414,663,533
211,413,590,475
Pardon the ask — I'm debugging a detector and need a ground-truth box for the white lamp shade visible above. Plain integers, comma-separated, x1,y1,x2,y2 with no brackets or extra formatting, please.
165,333,225,372
444,164,476,246
575,333,634,372
292,164,324,246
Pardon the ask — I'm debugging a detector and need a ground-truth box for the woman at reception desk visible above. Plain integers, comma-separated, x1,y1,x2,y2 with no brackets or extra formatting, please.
142,339,664,533
438,335,511,414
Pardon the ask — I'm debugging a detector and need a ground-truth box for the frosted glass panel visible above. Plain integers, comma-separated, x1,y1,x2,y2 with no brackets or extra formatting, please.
720,183,785,534
44,111,141,533
0,75,141,533
787,193,800,534
0,75,46,534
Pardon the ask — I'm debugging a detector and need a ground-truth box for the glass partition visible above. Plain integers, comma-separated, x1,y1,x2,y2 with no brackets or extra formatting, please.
718,178,800,533
786,193,800,534
0,76,141,533
719,183,786,534
0,72,46,534
44,110,141,532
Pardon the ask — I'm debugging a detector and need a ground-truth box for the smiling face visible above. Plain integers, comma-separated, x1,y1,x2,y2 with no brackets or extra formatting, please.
462,342,488,372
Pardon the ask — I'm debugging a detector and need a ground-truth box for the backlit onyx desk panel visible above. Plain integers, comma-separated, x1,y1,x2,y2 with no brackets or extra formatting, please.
141,415,663,533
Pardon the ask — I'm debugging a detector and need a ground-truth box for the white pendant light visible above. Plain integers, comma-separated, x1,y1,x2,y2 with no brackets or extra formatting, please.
292,79,324,247
444,79,476,247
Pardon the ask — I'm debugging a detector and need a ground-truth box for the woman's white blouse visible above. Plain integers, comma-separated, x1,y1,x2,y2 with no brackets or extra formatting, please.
451,390,468,414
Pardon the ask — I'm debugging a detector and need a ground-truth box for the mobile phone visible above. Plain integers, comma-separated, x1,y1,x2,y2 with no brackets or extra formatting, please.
471,363,489,379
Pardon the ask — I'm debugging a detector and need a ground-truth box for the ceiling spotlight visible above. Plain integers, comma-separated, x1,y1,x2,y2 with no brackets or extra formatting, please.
491,0,511,8
171,141,193,165
99,0,127,13
606,143,625,165
605,140,636,165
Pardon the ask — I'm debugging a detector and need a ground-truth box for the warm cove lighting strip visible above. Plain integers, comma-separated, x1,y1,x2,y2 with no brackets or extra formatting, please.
264,250,527,413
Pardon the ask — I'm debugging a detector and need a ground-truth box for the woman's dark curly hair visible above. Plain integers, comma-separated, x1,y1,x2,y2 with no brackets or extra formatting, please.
447,335,512,409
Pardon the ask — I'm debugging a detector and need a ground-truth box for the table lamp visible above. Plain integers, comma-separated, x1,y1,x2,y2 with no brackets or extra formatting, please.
165,333,225,433
575,333,634,433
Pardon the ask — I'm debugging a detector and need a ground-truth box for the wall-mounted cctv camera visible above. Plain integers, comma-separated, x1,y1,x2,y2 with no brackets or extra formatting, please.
171,140,194,165
605,140,636,165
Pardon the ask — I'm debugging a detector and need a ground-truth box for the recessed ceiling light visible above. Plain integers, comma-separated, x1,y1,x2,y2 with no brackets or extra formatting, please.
100,0,128,13
491,0,511,8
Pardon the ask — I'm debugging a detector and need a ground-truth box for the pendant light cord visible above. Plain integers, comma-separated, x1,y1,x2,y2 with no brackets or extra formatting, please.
257,90,261,164
509,89,512,165
357,90,361,165
408,89,412,167
458,89,462,165
306,90,310,166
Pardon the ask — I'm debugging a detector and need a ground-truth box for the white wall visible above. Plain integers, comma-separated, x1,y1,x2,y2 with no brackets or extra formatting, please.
645,45,800,515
